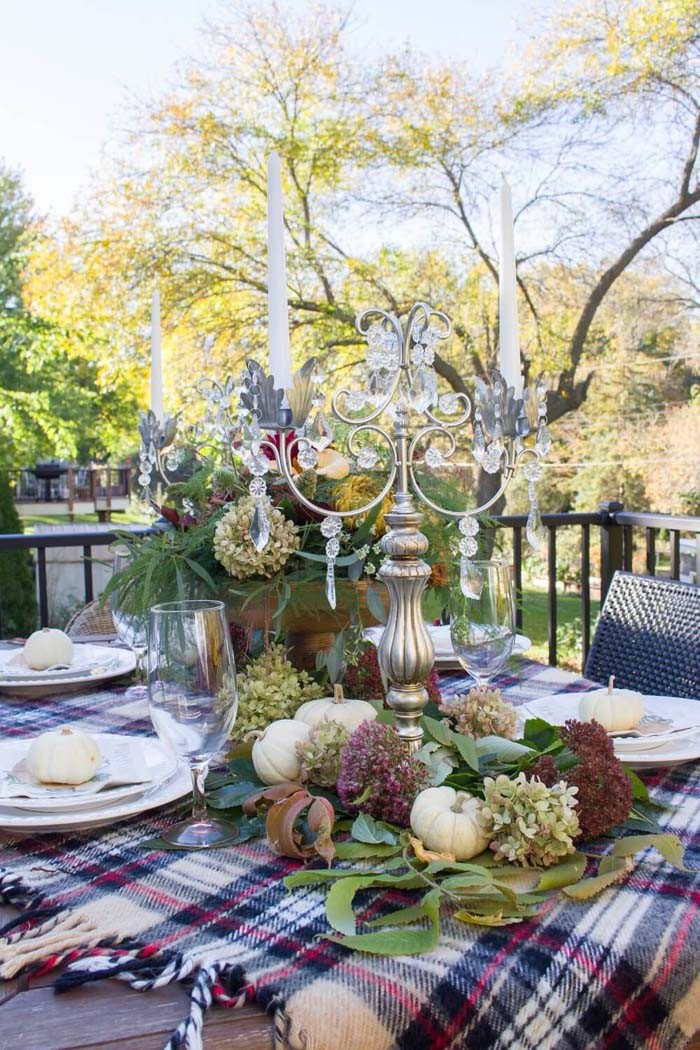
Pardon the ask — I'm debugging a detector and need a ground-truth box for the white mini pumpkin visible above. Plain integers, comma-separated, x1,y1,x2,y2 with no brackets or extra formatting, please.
579,675,644,732
26,728,101,785
252,719,311,785
23,628,74,671
294,684,377,732
410,785,490,861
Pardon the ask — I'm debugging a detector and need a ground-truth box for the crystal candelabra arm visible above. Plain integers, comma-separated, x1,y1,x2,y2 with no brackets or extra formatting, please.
407,427,518,521
272,427,398,521
422,392,472,430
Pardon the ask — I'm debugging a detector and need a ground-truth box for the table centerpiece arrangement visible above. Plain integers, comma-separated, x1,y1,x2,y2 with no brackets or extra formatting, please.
191,673,692,952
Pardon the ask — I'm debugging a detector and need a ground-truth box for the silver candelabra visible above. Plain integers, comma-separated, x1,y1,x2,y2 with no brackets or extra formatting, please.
138,302,549,750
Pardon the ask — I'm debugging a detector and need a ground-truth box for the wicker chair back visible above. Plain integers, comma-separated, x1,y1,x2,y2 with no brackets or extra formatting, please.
584,572,700,699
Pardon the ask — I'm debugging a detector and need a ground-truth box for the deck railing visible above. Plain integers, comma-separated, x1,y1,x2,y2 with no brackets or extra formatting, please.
1,505,699,670
10,466,132,514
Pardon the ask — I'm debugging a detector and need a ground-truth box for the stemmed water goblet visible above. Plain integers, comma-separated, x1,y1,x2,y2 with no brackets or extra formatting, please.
449,559,516,686
148,599,239,848
110,548,149,701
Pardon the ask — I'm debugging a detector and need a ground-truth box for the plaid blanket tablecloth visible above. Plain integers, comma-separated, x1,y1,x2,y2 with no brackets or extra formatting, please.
0,659,698,1050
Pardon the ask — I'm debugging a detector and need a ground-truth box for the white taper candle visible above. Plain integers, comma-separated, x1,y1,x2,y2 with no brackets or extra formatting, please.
150,289,164,418
498,176,522,396
266,152,293,390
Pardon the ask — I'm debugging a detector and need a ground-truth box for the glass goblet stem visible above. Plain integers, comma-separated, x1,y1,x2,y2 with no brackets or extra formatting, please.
133,646,146,682
191,764,209,823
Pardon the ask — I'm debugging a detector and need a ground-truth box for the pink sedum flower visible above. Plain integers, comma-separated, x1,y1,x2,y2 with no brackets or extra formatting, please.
337,721,429,827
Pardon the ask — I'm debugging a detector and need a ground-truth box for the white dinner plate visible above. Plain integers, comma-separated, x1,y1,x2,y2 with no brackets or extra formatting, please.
522,693,700,768
363,624,531,670
0,735,177,812
0,644,136,697
0,758,190,834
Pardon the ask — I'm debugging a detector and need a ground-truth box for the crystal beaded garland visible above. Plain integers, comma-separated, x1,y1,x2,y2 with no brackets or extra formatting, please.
458,514,482,598
320,516,343,608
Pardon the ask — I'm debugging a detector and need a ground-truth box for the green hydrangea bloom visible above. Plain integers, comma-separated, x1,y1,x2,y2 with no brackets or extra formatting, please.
479,772,580,868
234,644,323,737
297,721,351,787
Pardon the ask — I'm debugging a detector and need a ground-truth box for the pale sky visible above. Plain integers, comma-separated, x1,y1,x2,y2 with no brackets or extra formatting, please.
0,0,537,216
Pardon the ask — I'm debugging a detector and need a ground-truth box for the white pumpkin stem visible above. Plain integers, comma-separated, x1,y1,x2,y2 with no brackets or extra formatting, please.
607,675,615,694
60,728,73,736
243,729,264,742
452,791,469,813
333,684,345,704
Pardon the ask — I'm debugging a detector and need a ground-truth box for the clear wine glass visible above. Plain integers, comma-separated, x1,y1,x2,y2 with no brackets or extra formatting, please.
449,559,516,686
110,548,149,701
148,599,238,848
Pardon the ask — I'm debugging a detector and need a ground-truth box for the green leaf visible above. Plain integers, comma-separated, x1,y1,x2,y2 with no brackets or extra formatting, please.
282,859,411,891
520,718,561,751
536,852,588,890
562,859,627,899
608,833,691,871
227,756,259,783
351,812,399,846
475,736,534,761
365,897,439,927
184,557,217,589
625,767,651,802
334,841,401,861
296,550,362,567
454,908,529,927
327,889,441,955
326,875,381,934
451,733,479,771
421,716,454,748
207,781,259,809
347,557,364,582
366,584,388,625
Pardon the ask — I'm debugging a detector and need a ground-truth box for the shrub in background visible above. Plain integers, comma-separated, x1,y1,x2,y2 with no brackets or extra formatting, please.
0,472,37,636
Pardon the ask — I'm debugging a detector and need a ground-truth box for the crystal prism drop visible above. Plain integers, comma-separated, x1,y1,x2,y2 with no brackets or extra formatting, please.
250,500,270,552
471,422,486,463
367,370,383,405
325,560,337,609
526,501,545,549
408,365,433,413
460,557,483,599
535,419,552,456
309,410,334,451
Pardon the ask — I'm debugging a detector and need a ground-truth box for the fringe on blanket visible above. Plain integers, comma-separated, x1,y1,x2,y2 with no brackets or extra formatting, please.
0,868,266,1050
59,951,257,1050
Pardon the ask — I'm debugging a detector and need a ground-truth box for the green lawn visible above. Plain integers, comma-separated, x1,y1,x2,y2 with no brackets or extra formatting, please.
21,509,149,528
521,583,600,671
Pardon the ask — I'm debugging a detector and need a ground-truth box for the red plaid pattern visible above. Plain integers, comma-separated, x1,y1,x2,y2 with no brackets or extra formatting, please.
0,662,698,1050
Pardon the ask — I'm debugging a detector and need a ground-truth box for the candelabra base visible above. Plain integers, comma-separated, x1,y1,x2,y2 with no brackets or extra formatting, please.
377,501,435,752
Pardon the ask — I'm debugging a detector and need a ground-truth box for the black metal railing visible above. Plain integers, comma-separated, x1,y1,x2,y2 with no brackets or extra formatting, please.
0,528,151,629
1,506,698,670
496,510,602,669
